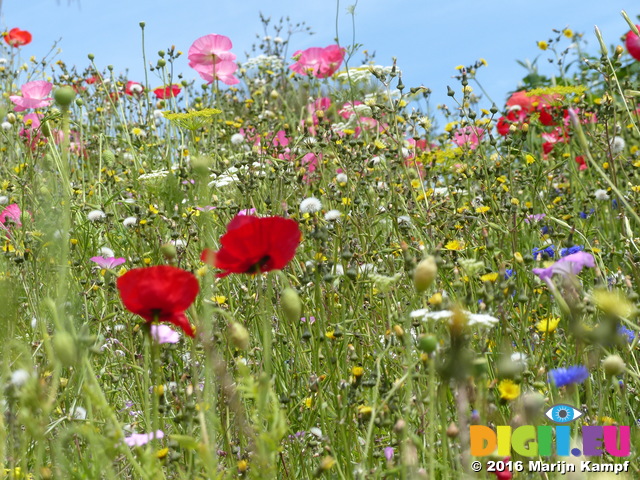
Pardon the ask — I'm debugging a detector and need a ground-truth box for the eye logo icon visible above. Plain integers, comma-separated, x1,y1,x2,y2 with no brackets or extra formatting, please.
545,404,584,423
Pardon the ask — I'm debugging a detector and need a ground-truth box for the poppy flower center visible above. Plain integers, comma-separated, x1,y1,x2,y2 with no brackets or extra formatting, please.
246,255,271,274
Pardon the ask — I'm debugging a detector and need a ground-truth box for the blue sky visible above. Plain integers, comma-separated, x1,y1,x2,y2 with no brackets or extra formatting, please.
2,0,639,126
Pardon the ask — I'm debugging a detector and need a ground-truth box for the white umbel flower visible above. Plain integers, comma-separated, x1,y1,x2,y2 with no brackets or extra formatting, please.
87,209,106,221
410,309,499,328
300,197,322,214
594,189,609,201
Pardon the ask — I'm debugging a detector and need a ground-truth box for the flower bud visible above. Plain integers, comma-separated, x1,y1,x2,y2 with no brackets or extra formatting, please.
228,321,250,350
417,334,437,353
53,86,76,108
102,149,116,163
6,112,16,124
603,354,625,377
281,287,302,323
53,331,77,367
413,255,437,292
160,243,177,260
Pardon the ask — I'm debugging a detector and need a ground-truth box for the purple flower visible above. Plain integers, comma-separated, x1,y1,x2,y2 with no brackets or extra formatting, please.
524,213,546,223
124,430,164,447
238,208,257,216
150,324,180,344
384,447,394,461
195,206,216,211
548,365,589,387
90,256,126,269
532,251,595,282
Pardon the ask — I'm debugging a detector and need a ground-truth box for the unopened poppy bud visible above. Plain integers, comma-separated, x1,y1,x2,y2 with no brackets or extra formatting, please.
53,331,77,367
53,86,76,108
157,59,166,68
160,243,177,260
417,334,437,353
413,255,437,292
281,287,302,323
603,354,625,377
446,422,459,438
88,53,95,60
228,321,250,350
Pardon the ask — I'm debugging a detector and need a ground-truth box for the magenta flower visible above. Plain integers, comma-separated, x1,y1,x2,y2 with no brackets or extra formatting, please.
90,256,126,269
124,430,164,447
150,324,180,344
532,251,595,282
237,208,257,216
452,126,484,150
0,204,21,234
10,80,53,112
188,34,239,86
289,45,346,78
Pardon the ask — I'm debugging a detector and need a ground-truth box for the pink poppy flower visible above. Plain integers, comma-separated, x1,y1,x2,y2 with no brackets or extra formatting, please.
626,25,640,61
90,256,126,269
124,430,164,447
150,324,180,344
289,45,345,78
0,204,21,233
188,34,239,86
10,80,53,112
452,126,484,150
191,60,239,85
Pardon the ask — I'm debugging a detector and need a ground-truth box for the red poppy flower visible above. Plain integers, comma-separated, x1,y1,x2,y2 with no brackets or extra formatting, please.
125,80,144,95
4,28,32,48
201,215,301,278
153,85,181,99
626,25,640,61
117,265,199,337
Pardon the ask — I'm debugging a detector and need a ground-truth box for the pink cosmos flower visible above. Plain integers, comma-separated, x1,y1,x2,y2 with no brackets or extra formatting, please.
0,204,22,234
90,256,126,269
452,126,484,150
10,80,53,112
124,430,164,447
289,45,346,78
188,34,239,86
150,324,180,344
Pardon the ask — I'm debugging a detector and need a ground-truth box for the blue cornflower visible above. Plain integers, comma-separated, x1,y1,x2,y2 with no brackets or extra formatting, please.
612,199,619,209
548,365,589,387
504,269,515,279
560,245,584,257
618,326,635,344
532,245,555,259
579,208,595,219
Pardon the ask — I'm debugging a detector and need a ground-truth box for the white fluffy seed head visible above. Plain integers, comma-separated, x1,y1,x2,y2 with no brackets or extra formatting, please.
300,197,322,214
87,209,106,221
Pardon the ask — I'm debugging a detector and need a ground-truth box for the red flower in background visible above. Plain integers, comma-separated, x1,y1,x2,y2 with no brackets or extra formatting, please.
626,25,640,61
153,85,181,99
4,28,32,47
125,81,144,96
117,265,199,337
201,215,301,278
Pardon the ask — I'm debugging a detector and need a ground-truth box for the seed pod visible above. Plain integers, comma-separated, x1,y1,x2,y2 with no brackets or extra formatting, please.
281,287,302,323
413,255,437,292
228,321,250,350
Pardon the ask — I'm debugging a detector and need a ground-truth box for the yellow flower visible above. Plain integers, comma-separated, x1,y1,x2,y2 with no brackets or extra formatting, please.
475,206,490,214
536,317,560,333
498,379,521,401
304,397,313,409
537,41,548,50
444,240,464,251
563,29,573,38
480,272,499,282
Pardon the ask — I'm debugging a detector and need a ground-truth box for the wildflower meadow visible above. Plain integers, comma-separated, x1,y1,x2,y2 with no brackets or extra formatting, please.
3,6,640,480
